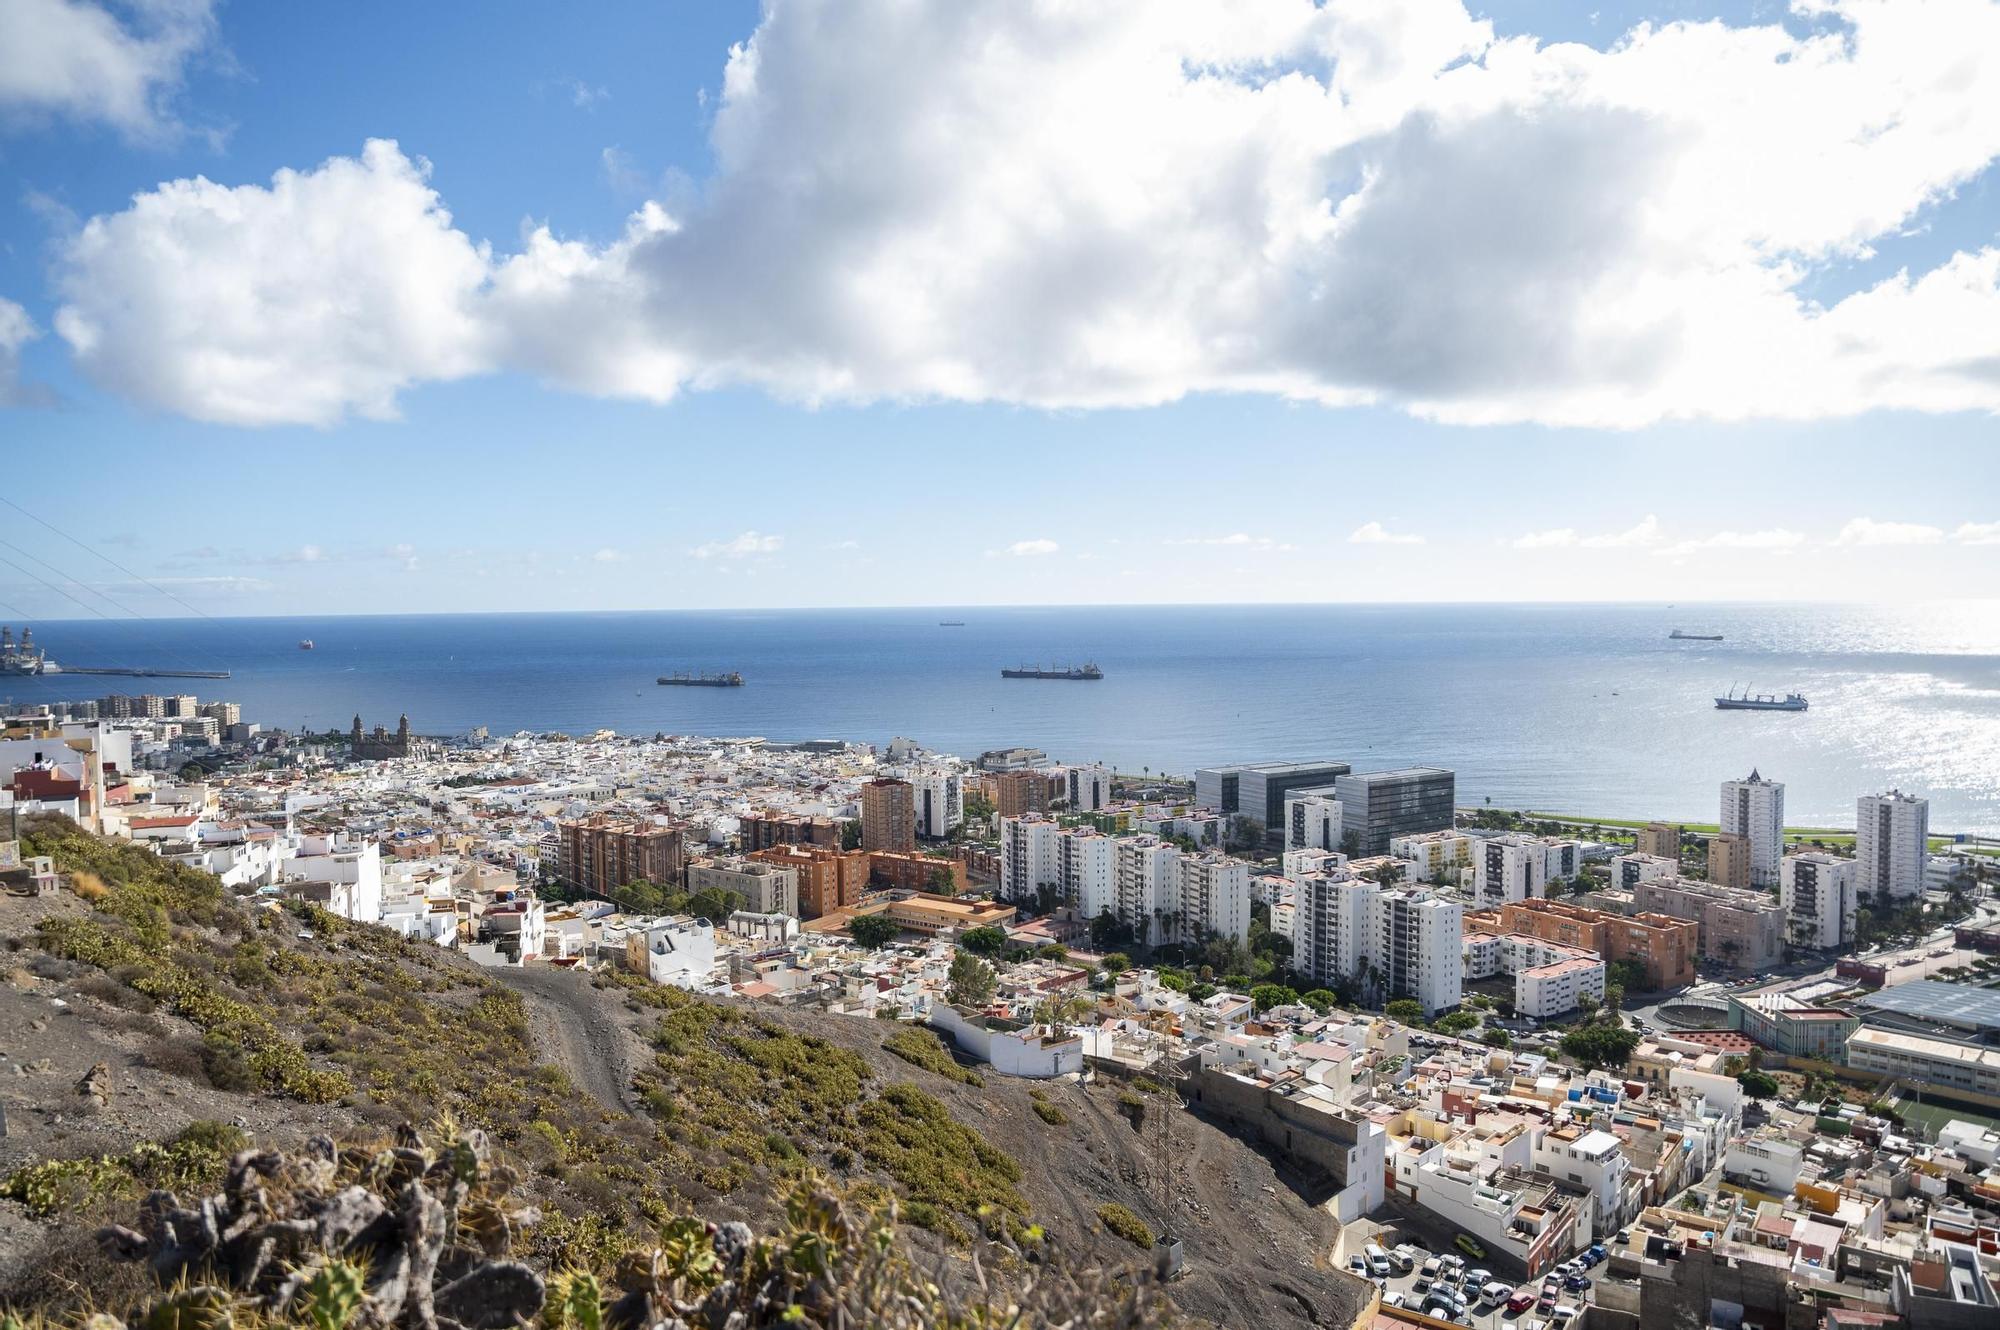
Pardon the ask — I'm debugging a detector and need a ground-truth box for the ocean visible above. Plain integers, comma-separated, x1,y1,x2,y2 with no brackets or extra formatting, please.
8,602,1999,833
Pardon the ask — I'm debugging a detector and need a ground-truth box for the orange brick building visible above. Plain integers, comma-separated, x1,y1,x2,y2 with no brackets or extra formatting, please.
1470,898,1698,991
741,811,842,853
866,850,969,894
993,769,1059,819
748,843,869,918
861,778,916,853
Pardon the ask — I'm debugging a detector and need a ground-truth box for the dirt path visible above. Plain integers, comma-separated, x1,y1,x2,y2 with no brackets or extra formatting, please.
489,965,643,1114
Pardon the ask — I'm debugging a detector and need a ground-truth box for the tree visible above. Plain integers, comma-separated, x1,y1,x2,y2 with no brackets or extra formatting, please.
840,819,863,851
959,925,1009,957
1604,983,1625,1014
848,914,901,948
928,863,959,894
1300,989,1338,1014
1736,1068,1780,1099
1099,952,1132,976
1385,998,1426,1025
946,952,997,1007
1559,1024,1641,1071
1250,984,1300,1012
1435,1011,1480,1034
1088,910,1129,951
1482,1027,1512,1049
1607,959,1648,992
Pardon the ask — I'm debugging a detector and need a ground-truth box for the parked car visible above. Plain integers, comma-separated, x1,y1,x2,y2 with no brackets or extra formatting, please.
1364,1243,1393,1277
1553,1307,1582,1326
1466,1268,1492,1290
1614,1228,1631,1246
1456,1234,1487,1259
1391,1244,1422,1274
1347,1256,1367,1276
1384,1292,1406,1309
1563,1275,1592,1292
1413,1277,1432,1295
1507,1288,1537,1314
1583,1243,1608,1266
1421,1258,1443,1280
1481,1282,1513,1306
1537,1289,1558,1314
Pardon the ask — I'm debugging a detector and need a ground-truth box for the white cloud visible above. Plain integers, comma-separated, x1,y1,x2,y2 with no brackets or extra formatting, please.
1835,516,1946,546
1348,521,1423,546
1582,515,1662,549
1660,528,1807,556
1954,521,2000,546
1002,538,1060,557
0,297,52,407
1514,514,1662,550
1169,532,1295,550
42,1,2000,426
591,547,625,563
564,79,609,108
691,530,783,560
54,140,493,425
290,545,326,564
0,0,217,140
828,539,861,550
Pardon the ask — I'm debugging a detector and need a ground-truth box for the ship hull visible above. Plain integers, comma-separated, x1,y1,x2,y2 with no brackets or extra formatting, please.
658,678,743,687
1001,669,1101,680
1714,698,1807,711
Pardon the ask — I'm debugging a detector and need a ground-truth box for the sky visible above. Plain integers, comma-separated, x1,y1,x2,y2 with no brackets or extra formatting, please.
1,0,1998,617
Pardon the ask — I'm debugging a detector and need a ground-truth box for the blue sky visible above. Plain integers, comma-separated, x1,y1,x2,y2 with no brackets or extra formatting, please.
2,0,1998,616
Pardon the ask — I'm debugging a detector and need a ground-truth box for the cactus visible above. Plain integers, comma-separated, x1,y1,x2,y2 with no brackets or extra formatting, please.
297,1261,365,1330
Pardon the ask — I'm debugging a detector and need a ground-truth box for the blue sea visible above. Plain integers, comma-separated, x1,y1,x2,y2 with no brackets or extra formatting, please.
7,603,2000,833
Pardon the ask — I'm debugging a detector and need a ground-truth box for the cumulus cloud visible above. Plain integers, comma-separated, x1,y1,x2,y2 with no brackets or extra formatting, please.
1002,539,1060,557
1835,516,1946,546
0,297,54,407
1513,515,1663,550
591,547,625,563
0,0,217,139
54,140,493,425
1660,528,1807,556
1348,521,1423,546
691,530,783,560
41,0,2000,426
1955,521,2000,545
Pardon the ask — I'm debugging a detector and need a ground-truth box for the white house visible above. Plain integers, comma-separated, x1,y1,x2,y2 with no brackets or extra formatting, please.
929,1004,1085,1078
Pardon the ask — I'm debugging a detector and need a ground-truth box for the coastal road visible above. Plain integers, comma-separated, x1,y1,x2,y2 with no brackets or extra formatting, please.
489,963,644,1114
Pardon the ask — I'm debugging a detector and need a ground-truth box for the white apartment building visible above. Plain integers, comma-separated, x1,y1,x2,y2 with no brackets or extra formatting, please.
1000,814,1062,903
627,917,719,989
1391,830,1474,884
1065,764,1113,813
1283,847,1347,883
1295,874,1462,1016
1473,834,1581,909
1517,955,1608,1020
1779,852,1857,949
1856,789,1929,902
1721,770,1785,887
1284,793,1343,853
1002,816,1248,944
282,834,384,924
1611,851,1678,893
1723,1132,1806,1195
907,767,964,839
1058,826,1117,920
1533,1126,1633,1229
1461,931,1606,1018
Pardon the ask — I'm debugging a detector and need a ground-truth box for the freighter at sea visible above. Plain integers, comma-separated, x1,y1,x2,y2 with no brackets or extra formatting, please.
1715,687,1807,712
658,671,744,687
0,626,228,679
1669,629,1723,641
1001,662,1103,680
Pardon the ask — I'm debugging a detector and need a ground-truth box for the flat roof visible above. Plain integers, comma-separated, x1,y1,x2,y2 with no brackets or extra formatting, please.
1849,1027,2000,1069
1857,980,2000,1034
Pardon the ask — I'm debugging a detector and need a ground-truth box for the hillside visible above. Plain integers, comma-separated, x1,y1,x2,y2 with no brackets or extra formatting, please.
0,816,1367,1327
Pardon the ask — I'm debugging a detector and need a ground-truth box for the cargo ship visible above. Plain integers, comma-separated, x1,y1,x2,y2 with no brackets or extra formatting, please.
1669,629,1723,641
1001,662,1103,680
658,671,744,687
1715,687,1807,712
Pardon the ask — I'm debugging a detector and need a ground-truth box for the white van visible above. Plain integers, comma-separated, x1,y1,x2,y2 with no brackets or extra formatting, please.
1481,1282,1513,1306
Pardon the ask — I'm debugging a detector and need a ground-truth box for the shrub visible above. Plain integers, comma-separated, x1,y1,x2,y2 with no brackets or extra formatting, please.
1031,1100,1069,1126
1096,1202,1153,1249
884,1027,984,1087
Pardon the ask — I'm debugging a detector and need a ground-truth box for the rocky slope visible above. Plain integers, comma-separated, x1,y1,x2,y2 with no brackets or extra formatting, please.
0,815,1368,1327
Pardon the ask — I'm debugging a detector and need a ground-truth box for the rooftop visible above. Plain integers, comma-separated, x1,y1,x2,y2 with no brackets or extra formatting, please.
1857,980,2000,1035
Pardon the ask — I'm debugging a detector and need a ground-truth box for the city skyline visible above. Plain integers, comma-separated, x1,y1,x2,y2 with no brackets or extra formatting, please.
3,0,1999,615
